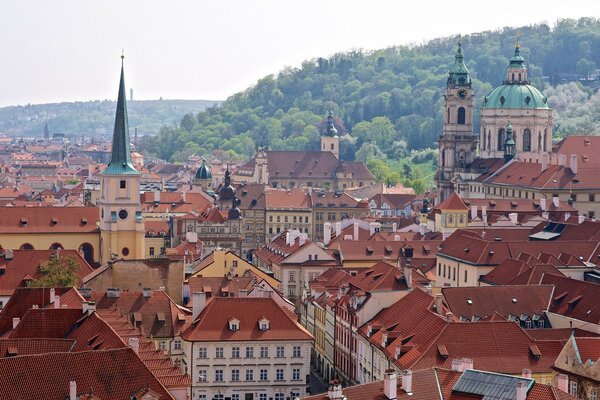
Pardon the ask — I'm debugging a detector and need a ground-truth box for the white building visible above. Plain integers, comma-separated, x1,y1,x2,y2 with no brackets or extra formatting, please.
181,295,313,400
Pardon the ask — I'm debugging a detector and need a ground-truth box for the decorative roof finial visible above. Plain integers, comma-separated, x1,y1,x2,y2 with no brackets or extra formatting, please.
515,34,520,49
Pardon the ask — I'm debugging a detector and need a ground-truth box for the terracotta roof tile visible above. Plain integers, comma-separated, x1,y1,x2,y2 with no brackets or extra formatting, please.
0,206,99,233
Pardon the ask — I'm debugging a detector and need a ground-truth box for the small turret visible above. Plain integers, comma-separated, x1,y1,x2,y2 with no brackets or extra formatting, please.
504,122,516,162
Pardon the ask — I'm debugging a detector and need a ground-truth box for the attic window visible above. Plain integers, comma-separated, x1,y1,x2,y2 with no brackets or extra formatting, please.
529,345,541,360
229,318,240,331
511,201,518,208
466,299,473,305
568,295,582,309
258,318,270,331
489,250,495,256
512,298,517,303
553,292,568,304
157,312,166,324
81,218,88,224
133,312,142,324
19,218,28,226
50,218,58,225
366,246,374,254
437,344,449,359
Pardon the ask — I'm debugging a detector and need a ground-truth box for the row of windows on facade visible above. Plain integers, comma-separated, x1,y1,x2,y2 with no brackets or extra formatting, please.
148,247,166,256
438,263,469,283
245,235,265,243
198,368,303,383
269,216,310,223
482,129,549,152
315,212,350,221
198,345,302,359
287,271,320,283
196,392,297,400
568,378,598,399
268,227,310,234
188,226,240,234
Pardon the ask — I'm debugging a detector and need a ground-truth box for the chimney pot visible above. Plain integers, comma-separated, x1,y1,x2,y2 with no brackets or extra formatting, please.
12,317,20,330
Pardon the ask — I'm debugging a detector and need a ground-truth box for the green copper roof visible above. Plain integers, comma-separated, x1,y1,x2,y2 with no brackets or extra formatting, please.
509,44,525,67
101,58,140,176
447,41,471,87
195,159,212,180
482,84,549,109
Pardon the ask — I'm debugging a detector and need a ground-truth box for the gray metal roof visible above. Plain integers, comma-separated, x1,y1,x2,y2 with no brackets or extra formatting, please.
452,369,534,400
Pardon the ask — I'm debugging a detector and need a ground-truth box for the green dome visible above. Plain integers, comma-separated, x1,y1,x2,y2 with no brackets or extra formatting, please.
195,160,212,180
482,84,549,109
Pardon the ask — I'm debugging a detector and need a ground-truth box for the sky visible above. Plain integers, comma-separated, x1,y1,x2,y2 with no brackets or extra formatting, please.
0,1,599,107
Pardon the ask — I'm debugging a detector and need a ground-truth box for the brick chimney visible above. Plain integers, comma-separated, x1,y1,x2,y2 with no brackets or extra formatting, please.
192,291,207,320
324,222,332,246
383,369,397,399
128,337,140,354
435,294,443,314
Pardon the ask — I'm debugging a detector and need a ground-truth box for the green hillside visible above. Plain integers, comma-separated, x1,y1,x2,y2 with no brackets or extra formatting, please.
0,99,220,138
141,17,600,173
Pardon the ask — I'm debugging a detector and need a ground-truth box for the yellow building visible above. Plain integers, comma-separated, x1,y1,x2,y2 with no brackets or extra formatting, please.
432,192,469,238
98,58,145,263
189,248,280,291
265,188,313,242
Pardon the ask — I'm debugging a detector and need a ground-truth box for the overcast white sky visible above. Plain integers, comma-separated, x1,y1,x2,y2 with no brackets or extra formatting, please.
0,1,598,107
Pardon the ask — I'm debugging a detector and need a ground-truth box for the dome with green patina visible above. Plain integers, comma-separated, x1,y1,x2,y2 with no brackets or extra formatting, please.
195,160,212,180
482,83,549,110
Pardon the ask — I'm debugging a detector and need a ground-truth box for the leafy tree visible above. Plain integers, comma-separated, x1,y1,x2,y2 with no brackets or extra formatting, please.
29,255,80,288
355,142,386,162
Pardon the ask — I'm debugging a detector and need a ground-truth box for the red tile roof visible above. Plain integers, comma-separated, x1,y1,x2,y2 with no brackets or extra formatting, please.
541,274,600,325
437,192,469,211
0,206,99,233
265,188,311,209
442,285,554,321
181,297,313,342
9,308,84,339
0,250,94,297
0,338,75,357
0,348,175,400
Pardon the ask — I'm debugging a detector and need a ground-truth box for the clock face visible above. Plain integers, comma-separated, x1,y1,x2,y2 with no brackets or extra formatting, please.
458,89,467,99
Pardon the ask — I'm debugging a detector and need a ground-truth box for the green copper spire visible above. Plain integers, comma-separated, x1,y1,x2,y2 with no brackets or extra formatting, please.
447,39,471,88
102,55,140,175
509,38,525,68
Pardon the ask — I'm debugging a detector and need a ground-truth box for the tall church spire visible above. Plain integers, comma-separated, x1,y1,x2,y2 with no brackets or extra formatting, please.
103,55,139,175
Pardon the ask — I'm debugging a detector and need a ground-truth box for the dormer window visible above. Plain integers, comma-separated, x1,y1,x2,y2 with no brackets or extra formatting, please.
258,317,270,331
228,318,240,331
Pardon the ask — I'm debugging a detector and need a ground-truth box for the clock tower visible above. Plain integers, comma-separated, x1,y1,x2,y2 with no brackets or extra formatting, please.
98,56,145,263
436,42,478,202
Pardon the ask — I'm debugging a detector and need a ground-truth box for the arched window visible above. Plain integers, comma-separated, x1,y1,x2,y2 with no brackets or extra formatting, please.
79,243,95,263
518,73,522,81
457,107,466,125
497,129,505,151
538,132,542,152
512,73,515,81
50,243,64,250
487,131,491,150
441,151,446,167
20,243,34,250
447,107,450,123
523,129,531,151
543,130,548,151
482,132,486,150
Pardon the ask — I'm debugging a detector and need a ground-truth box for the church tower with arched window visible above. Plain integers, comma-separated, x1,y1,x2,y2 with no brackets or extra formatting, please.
98,56,145,263
436,42,478,202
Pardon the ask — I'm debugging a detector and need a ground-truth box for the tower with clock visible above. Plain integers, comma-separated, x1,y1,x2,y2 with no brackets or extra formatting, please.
98,56,145,263
436,41,478,203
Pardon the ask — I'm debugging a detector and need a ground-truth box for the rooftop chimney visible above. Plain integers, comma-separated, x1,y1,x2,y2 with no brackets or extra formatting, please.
570,154,578,175
558,154,567,166
435,294,443,314
327,379,343,400
192,291,207,321
53,295,61,309
106,288,120,298
384,369,397,399
516,381,527,400
470,205,477,220
557,374,568,393
82,301,96,315
542,211,549,220
508,212,518,224
578,214,586,224
540,198,547,211
369,222,380,236
354,222,359,241
154,190,160,203
445,312,454,322
522,369,532,379
69,381,77,400
128,337,140,354
541,152,549,171
12,317,20,330
552,195,560,208
404,264,412,289
392,223,397,232
49,288,56,305
381,331,388,348
324,222,332,246
394,235,400,241
335,221,342,237
401,370,413,394
461,358,473,371
451,359,462,371
286,232,291,246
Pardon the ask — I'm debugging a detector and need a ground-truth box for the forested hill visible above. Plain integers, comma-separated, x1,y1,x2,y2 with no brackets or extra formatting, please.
0,99,220,138
141,17,600,164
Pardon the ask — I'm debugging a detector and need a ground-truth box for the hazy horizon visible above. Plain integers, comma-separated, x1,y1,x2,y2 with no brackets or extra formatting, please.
1,1,598,107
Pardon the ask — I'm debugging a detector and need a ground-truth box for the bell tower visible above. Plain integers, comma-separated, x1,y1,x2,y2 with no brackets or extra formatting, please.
437,41,478,202
98,55,145,263
321,111,340,159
